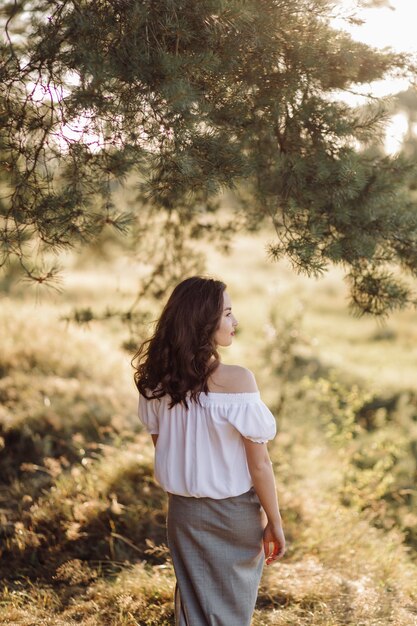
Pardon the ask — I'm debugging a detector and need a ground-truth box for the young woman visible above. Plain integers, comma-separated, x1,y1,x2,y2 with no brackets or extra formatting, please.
132,276,285,625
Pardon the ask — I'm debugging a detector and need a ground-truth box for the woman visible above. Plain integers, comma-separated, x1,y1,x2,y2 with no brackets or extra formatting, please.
132,276,285,625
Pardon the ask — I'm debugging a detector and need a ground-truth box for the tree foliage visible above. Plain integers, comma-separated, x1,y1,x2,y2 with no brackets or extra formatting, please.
1,0,417,314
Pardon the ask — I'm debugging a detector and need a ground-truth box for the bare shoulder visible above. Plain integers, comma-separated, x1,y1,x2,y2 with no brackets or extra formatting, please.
208,363,258,393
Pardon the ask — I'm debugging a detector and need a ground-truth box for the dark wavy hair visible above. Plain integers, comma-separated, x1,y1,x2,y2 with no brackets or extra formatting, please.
132,276,226,408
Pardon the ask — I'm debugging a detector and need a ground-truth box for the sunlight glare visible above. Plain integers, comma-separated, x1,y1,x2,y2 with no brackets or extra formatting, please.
340,0,417,55
384,112,408,154
334,1,417,153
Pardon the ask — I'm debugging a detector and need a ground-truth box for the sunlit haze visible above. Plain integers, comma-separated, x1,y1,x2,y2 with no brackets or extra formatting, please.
339,0,417,56
335,0,417,153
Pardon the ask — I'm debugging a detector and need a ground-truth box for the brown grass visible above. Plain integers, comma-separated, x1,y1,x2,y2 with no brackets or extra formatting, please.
1,230,417,625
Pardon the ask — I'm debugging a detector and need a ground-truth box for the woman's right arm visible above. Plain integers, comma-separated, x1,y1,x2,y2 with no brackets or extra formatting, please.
243,438,286,564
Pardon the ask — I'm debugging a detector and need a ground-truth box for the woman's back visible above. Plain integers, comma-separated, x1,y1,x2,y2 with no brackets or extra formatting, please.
207,363,258,394
138,368,276,499
132,276,285,625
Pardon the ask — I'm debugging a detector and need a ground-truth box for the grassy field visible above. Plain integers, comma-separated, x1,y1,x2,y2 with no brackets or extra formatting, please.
0,228,416,625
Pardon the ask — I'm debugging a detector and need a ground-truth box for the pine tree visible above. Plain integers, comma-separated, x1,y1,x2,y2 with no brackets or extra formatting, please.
1,0,416,314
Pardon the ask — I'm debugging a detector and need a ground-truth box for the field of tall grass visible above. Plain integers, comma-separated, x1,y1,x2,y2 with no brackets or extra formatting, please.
1,228,416,625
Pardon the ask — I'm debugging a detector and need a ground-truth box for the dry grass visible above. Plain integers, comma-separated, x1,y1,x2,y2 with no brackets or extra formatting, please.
1,229,417,625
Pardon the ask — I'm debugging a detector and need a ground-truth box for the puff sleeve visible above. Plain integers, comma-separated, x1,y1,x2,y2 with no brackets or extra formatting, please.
226,395,277,443
138,393,160,434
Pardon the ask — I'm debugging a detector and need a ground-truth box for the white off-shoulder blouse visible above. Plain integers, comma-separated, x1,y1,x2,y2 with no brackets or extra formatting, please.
138,390,277,499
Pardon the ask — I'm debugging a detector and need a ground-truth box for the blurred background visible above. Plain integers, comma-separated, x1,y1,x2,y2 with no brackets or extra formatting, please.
1,1,417,624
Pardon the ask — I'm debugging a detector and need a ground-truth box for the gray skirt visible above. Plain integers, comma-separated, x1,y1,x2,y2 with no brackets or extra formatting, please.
166,488,265,626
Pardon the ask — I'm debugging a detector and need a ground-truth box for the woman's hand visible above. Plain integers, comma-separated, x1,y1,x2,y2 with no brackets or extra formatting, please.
242,438,286,565
263,521,286,565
